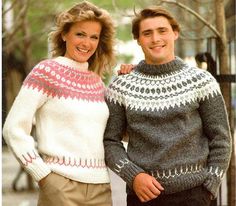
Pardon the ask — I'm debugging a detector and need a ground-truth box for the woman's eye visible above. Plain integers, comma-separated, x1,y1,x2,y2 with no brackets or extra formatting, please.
91,36,99,40
76,33,85,37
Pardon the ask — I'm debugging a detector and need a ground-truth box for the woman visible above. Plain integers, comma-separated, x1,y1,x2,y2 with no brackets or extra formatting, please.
3,1,120,205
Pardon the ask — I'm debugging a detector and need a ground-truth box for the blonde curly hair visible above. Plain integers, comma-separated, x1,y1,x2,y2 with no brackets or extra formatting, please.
49,1,115,77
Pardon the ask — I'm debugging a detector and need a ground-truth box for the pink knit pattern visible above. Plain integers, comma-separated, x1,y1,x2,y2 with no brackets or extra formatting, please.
44,156,107,169
22,150,40,166
23,60,105,102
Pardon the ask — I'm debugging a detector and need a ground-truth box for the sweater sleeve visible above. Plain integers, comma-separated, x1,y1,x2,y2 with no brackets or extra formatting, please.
104,77,145,189
198,73,232,198
3,62,52,182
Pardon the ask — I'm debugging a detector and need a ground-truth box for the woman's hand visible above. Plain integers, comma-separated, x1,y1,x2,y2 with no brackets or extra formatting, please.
117,64,135,75
38,173,52,187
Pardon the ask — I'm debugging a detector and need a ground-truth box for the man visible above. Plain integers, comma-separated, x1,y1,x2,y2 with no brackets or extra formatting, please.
104,6,232,206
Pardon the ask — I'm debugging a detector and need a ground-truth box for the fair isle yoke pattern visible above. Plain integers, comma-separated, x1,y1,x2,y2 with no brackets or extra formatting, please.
106,63,221,111
104,57,231,197
3,57,110,183
23,59,106,102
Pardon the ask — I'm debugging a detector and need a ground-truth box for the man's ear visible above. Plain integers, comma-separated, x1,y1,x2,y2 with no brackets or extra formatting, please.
174,31,179,40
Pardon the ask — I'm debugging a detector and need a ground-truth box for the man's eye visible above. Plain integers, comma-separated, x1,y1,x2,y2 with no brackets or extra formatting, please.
143,32,151,36
159,29,167,33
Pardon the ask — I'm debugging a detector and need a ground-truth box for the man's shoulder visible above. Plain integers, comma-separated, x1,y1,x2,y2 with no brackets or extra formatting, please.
105,73,136,102
189,66,217,81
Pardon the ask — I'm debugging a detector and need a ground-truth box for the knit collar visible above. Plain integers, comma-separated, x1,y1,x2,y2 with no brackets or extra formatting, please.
134,57,186,76
54,56,89,72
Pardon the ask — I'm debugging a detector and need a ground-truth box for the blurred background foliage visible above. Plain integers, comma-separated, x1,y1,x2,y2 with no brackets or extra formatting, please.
3,0,235,69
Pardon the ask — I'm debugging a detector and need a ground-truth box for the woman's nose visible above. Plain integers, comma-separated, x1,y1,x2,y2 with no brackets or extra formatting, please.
81,37,90,46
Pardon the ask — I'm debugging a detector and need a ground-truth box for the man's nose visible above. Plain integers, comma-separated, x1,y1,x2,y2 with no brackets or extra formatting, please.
151,32,160,43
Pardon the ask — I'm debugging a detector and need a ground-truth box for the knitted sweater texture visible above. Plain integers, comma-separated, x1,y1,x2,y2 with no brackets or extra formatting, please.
104,57,231,197
3,56,110,183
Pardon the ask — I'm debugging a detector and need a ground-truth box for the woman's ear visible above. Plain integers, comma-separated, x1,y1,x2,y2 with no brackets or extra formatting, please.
61,33,66,42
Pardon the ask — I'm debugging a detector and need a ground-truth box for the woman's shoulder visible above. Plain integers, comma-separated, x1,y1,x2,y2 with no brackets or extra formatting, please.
25,58,63,81
31,58,58,72
23,58,59,89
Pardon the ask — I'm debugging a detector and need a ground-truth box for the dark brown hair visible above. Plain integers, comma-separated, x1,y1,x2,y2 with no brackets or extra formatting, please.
132,6,180,39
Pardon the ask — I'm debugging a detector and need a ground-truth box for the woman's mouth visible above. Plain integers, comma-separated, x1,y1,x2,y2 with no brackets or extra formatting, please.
77,47,89,53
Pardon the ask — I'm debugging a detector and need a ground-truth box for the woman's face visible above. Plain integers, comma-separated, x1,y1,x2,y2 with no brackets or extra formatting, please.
63,20,102,63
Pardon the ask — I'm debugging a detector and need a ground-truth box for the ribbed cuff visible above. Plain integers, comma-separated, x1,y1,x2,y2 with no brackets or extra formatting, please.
203,176,221,199
120,161,145,189
24,159,51,182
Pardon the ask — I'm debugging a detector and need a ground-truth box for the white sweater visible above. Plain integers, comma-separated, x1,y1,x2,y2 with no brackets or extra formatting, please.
3,56,110,184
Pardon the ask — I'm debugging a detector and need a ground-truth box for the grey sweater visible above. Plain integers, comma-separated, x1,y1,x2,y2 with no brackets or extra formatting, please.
104,57,232,198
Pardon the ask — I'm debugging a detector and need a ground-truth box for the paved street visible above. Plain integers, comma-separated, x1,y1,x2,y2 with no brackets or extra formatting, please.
2,147,126,206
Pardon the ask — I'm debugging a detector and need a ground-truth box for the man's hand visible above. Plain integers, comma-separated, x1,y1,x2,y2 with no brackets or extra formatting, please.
133,173,164,202
117,64,135,75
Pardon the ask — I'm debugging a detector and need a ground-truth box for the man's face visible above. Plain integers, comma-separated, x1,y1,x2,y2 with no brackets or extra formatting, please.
138,16,179,65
